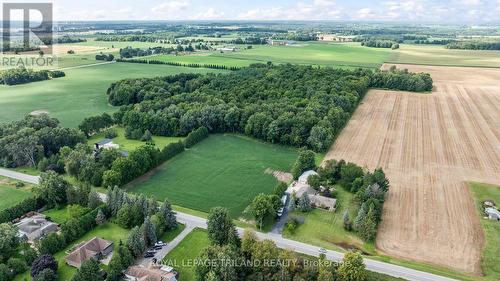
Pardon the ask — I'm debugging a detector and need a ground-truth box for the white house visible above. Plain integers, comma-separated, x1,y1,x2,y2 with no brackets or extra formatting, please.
286,170,336,211
15,213,59,242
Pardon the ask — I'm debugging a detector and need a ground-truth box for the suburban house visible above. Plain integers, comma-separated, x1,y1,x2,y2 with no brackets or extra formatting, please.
317,34,354,42
14,213,59,242
65,237,114,268
287,170,337,211
125,263,178,281
268,39,295,46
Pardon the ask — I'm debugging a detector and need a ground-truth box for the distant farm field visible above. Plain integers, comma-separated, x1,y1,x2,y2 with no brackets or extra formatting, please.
387,44,500,68
128,134,298,218
149,42,390,68
0,63,225,127
325,64,500,274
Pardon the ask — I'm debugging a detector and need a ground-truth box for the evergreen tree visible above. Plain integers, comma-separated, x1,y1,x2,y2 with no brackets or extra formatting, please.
127,226,146,258
95,209,106,225
336,252,366,281
141,216,157,247
160,199,177,230
298,193,312,212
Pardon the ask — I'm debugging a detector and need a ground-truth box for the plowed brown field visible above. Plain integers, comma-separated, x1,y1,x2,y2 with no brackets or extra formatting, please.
324,64,500,274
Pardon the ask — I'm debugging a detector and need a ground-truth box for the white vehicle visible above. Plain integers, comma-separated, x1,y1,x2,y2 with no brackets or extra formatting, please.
319,248,327,254
155,241,166,247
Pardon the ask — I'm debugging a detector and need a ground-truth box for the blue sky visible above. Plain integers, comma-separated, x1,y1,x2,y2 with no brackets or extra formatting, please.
44,0,500,22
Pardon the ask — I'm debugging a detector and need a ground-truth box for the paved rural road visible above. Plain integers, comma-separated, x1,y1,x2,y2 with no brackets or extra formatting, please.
0,168,40,184
1,169,458,281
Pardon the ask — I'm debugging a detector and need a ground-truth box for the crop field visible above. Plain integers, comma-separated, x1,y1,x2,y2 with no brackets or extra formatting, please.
128,134,298,218
0,178,32,211
324,64,500,274
148,42,390,68
0,63,225,127
387,44,500,68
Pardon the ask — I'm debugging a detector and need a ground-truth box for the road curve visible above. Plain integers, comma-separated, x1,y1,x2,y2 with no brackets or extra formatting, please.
0,169,457,281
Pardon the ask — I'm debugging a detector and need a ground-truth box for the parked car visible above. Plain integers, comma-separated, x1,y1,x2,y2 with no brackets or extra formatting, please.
319,248,327,254
143,252,154,258
155,241,166,247
153,245,163,250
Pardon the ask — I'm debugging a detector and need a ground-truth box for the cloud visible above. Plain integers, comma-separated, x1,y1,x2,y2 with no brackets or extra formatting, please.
237,0,343,20
193,8,225,20
151,0,190,15
459,0,480,5
356,8,376,19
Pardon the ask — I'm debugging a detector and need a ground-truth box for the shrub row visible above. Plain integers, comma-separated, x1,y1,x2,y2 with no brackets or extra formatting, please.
184,127,209,148
116,58,241,71
0,197,46,224
0,68,66,85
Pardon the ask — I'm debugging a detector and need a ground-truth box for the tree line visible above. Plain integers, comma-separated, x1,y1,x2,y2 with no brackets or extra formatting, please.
0,68,66,85
370,66,433,92
446,41,500,50
361,40,399,49
116,58,242,70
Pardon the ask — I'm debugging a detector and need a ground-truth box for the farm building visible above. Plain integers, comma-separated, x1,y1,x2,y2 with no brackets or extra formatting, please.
95,139,119,150
485,207,500,221
318,34,354,42
65,237,114,268
287,170,337,211
125,263,178,281
14,213,58,242
268,40,295,46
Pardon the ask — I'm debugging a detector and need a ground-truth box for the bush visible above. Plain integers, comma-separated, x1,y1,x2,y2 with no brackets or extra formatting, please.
104,128,118,139
31,254,57,277
291,149,316,179
33,268,57,281
0,197,46,224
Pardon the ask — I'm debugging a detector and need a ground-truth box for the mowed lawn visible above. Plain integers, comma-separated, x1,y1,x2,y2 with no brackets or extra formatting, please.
0,63,226,127
0,182,32,211
387,44,500,68
129,134,298,218
162,228,209,281
88,127,184,152
468,182,500,281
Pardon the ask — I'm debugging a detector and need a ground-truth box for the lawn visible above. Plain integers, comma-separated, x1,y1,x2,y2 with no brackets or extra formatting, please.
283,186,373,254
161,223,186,243
0,180,32,211
162,228,209,281
386,44,500,68
0,63,225,127
87,127,183,152
41,205,84,225
468,182,500,281
128,134,298,218
147,42,390,69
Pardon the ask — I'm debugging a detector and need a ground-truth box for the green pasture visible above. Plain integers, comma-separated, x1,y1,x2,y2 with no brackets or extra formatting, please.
0,63,225,127
88,127,184,152
128,134,298,218
387,44,500,68
146,53,261,67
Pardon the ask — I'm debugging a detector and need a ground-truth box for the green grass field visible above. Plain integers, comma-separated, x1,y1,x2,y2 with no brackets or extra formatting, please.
42,206,72,224
161,223,186,243
162,228,209,281
468,182,500,281
0,180,32,211
387,44,500,68
147,42,390,69
128,134,298,218
0,63,225,127
88,127,183,152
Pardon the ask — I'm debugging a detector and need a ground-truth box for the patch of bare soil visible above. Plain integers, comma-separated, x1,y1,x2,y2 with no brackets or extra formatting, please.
324,64,500,274
265,168,293,183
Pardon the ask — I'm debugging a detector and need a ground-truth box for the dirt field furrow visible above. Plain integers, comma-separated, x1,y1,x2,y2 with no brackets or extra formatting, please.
324,64,500,274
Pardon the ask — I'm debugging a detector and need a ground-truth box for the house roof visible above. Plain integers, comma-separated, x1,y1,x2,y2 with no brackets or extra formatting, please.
298,170,318,184
309,194,337,210
65,237,113,267
15,213,57,235
126,264,176,281
96,139,112,146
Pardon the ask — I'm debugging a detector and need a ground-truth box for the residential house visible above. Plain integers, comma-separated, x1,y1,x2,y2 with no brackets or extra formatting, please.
14,213,59,242
125,263,178,281
65,237,114,268
286,170,337,211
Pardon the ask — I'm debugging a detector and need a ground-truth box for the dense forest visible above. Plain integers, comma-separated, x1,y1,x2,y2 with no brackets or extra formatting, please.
0,68,65,85
361,40,399,49
107,64,432,152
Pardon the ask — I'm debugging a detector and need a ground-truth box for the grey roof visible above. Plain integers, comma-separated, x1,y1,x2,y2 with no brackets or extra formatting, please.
96,139,112,146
